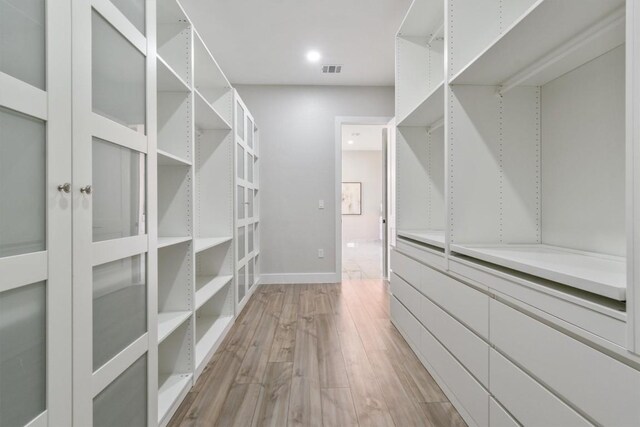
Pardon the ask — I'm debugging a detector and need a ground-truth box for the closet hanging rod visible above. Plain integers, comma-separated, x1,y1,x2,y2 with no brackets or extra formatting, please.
428,21,444,46
427,117,444,133
496,7,624,97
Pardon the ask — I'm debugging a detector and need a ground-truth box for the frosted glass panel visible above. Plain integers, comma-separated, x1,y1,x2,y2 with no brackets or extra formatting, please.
237,185,245,220
93,138,146,242
94,355,147,427
0,107,45,258
92,10,146,134
248,154,253,183
0,0,45,89
238,265,245,301
236,102,244,140
248,226,254,254
0,282,46,427
110,0,145,33
248,258,254,290
247,118,254,149
237,145,244,180
238,226,245,260
93,255,147,370
248,190,254,218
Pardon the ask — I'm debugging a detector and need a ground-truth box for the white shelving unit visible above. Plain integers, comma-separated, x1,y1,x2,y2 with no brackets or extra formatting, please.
395,0,446,255
392,0,640,425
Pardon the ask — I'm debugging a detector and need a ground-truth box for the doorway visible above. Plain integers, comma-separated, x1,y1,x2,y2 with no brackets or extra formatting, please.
335,117,394,281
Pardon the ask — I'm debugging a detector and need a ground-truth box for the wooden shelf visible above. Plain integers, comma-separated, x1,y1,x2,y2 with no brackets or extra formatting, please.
195,275,233,309
194,90,231,130
157,55,191,93
158,373,192,424
195,315,233,368
398,230,445,249
158,149,191,166
158,236,192,249
398,81,444,127
451,243,626,300
194,236,232,253
450,0,624,86
157,311,191,344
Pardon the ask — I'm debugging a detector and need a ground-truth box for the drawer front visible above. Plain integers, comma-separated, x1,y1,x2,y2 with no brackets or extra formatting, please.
390,273,420,317
391,249,423,291
489,398,518,427
417,290,489,387
490,349,590,427
491,299,640,426
422,261,489,339
390,296,420,349
420,322,489,427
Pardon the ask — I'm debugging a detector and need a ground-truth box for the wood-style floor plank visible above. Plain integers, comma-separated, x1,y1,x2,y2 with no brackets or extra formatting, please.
321,388,359,427
169,280,465,427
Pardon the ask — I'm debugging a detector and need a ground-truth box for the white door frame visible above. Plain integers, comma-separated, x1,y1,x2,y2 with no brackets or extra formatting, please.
334,116,393,280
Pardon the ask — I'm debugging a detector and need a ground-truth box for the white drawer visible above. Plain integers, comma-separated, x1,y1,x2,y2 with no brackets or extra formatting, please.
417,289,489,387
390,296,420,349
420,320,489,427
491,299,640,426
422,261,489,339
490,349,590,427
391,249,423,291
489,398,518,427
390,273,420,317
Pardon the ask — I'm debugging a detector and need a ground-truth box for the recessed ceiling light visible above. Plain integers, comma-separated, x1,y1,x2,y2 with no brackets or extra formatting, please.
306,50,321,62
348,140,354,145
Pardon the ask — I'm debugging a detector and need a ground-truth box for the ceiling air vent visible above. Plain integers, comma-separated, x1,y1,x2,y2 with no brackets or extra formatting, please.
322,64,342,74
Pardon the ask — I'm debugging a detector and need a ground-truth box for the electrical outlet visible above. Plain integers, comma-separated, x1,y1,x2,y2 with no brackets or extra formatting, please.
318,249,324,258
319,199,325,209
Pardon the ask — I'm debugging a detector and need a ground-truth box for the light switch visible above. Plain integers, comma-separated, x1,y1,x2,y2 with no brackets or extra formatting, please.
318,249,324,258
319,199,325,209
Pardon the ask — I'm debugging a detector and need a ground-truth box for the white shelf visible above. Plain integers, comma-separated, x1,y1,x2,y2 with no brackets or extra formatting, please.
451,243,626,301
194,236,232,253
450,0,624,86
158,373,192,424
195,275,233,309
194,90,231,130
158,149,191,166
158,236,192,249
397,0,443,38
157,0,189,24
398,81,444,127
157,311,191,343
398,230,445,249
157,55,191,93
195,315,233,368
193,30,231,91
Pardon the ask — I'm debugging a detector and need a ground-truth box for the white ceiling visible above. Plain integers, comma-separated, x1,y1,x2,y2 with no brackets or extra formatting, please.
342,124,385,151
179,0,411,86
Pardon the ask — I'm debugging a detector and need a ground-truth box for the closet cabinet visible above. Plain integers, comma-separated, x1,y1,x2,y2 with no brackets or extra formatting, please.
1,0,259,425
392,0,640,425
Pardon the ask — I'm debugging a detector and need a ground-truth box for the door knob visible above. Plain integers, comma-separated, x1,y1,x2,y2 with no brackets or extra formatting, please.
57,183,71,193
80,185,92,194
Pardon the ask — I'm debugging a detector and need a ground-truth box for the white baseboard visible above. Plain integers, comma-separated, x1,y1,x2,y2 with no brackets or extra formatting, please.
260,272,340,284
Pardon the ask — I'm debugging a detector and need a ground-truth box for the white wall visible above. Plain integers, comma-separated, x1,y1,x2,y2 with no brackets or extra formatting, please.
235,85,394,281
342,150,382,242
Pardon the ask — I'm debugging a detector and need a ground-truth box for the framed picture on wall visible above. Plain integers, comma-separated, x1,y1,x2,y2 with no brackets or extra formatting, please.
342,182,362,215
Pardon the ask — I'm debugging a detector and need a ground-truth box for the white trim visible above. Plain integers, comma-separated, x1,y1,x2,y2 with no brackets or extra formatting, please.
92,234,148,266
92,113,148,153
91,333,149,397
334,116,393,280
25,411,47,427
0,251,47,292
260,272,340,285
91,0,147,55
0,72,47,120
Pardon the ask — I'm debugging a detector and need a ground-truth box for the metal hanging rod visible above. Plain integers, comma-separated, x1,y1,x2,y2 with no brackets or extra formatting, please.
428,22,444,46
427,117,444,133
496,7,624,97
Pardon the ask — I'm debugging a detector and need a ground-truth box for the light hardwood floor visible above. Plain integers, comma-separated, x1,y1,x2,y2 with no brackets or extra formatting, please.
169,281,466,427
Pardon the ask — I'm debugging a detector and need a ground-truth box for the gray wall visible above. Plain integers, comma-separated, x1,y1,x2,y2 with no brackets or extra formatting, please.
235,85,394,281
